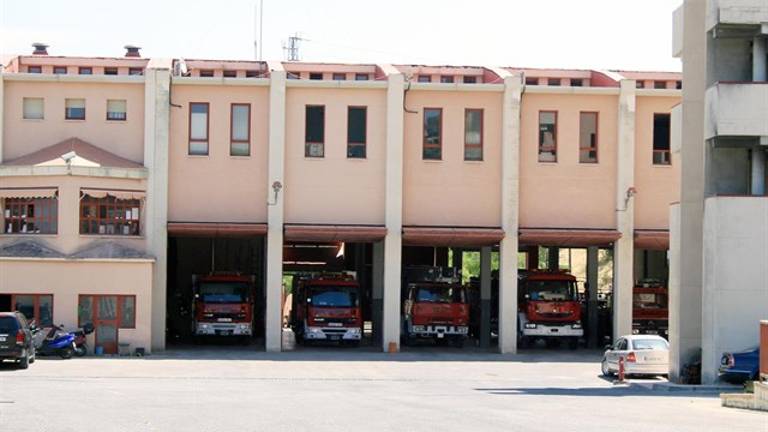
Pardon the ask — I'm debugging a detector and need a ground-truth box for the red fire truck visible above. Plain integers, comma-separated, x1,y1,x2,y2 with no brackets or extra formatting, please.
632,280,668,338
518,270,583,349
402,267,469,347
192,273,256,338
290,274,362,345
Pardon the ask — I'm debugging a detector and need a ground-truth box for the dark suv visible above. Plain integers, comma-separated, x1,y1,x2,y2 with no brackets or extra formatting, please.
0,312,36,369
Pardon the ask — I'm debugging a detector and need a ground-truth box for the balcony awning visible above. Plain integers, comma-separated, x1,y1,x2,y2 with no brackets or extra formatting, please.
402,226,505,247
0,187,57,199
634,230,669,250
284,224,387,243
518,228,621,247
81,188,146,200
167,222,268,237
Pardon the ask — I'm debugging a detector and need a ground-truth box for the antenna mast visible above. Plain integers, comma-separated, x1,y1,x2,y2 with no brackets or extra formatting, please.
282,33,308,61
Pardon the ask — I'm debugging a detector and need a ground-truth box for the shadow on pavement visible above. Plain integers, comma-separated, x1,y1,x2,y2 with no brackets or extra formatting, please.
474,386,720,398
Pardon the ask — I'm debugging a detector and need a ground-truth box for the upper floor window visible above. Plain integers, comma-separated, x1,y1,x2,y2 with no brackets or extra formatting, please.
199,70,214,77
305,105,325,158
3,197,58,234
347,106,367,159
245,70,259,78
462,76,477,84
27,66,42,74
53,66,67,75
65,98,86,120
332,73,347,81
78,67,92,75
223,70,237,78
571,78,584,87
464,109,483,161
538,111,557,162
128,68,143,76
653,113,671,165
355,73,369,81
440,76,454,83
423,108,442,160
636,81,645,89
23,97,44,120
676,80,683,90
106,99,127,121
654,81,666,89
230,104,251,156
526,77,539,86
548,78,561,86
104,67,118,75
417,75,431,83
189,103,209,156
80,194,141,236
579,112,598,163
5,294,53,327
309,73,323,80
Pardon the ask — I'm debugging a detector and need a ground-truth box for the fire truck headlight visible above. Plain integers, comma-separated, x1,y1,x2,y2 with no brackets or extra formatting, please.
348,328,361,335
571,323,582,330
411,325,426,333
632,329,640,334
524,323,537,329
200,324,209,329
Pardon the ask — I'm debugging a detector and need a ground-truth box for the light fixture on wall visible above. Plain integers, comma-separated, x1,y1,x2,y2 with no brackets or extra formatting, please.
267,180,283,206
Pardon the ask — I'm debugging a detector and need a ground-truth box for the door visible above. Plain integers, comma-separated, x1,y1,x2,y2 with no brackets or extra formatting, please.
94,296,119,354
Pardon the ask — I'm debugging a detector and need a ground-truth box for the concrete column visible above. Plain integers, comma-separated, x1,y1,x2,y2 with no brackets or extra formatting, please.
753,36,767,82
752,147,766,196
669,0,706,383
547,247,559,271
372,241,384,345
493,68,523,354
143,59,172,352
265,64,287,352
479,246,492,349
613,78,637,340
381,65,404,352
586,246,599,348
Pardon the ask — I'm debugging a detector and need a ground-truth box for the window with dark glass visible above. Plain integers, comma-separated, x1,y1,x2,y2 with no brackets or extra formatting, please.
347,106,367,158
106,99,127,121
305,105,325,157
3,197,58,234
538,111,557,162
579,112,598,163
676,80,683,90
27,66,42,73
309,72,323,80
65,98,86,120
653,113,671,165
654,81,666,89
548,78,561,86
189,102,209,155
78,67,92,75
223,70,237,78
79,194,141,236
354,73,369,81
440,75,454,83
332,73,347,81
53,66,67,75
230,104,251,156
417,75,431,83
636,80,645,89
128,68,143,76
464,109,483,161
199,70,214,77
423,108,442,160
463,76,477,84
245,70,259,78
8,294,53,326
526,77,539,86
571,78,583,87
104,67,118,75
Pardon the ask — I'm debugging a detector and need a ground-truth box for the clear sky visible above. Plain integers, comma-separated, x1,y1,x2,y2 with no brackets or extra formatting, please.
1,0,681,72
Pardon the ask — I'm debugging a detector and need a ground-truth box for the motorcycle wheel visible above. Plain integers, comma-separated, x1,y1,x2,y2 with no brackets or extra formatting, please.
60,347,74,359
74,345,87,357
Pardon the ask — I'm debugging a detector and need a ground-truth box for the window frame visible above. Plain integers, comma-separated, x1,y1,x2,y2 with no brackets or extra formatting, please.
347,106,367,159
199,70,214,78
104,67,118,75
106,99,127,122
463,108,484,161
578,111,599,164
53,66,68,75
22,97,44,120
7,294,54,326
440,75,454,83
64,98,86,120
230,103,252,157
422,107,443,161
79,194,141,236
305,105,326,158
652,113,672,166
538,110,558,163
78,294,136,329
78,67,93,75
3,196,58,234
332,73,347,81
27,65,42,74
417,75,431,83
188,102,210,156
223,70,237,78
354,73,369,81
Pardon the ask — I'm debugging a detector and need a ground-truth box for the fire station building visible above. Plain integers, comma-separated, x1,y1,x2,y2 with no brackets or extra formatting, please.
0,45,682,357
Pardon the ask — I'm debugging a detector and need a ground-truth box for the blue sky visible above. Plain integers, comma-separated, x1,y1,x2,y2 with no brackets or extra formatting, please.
1,0,681,71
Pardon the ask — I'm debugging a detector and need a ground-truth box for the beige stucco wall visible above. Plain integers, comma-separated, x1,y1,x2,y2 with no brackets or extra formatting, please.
284,87,387,225
0,259,154,353
634,95,681,230
519,93,619,229
168,84,269,223
403,90,503,227
0,175,147,254
2,81,145,163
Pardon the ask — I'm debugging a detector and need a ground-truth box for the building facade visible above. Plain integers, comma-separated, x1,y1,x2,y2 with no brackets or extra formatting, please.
0,44,681,355
671,0,768,383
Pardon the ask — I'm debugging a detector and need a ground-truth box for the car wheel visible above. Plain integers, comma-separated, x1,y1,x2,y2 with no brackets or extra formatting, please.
18,351,30,370
601,358,614,377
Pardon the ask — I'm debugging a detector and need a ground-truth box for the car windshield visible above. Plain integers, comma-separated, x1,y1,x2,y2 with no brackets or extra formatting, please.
0,316,19,333
308,287,357,308
633,293,667,308
199,282,249,304
632,339,668,350
526,280,577,301
415,286,466,304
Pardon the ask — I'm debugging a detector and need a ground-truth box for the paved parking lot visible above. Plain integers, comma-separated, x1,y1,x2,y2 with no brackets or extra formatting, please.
0,349,763,432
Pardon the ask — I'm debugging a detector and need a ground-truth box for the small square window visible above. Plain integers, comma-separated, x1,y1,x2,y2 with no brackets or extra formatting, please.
636,81,645,89
104,67,118,75
245,70,259,78
27,66,42,74
23,98,44,120
332,73,347,81
309,72,323,80
53,66,67,75
526,77,538,85
106,99,127,121
354,73,369,81
548,78,561,86
571,79,583,87
65,99,86,120
78,67,92,75
654,81,667,89
440,75,454,83
417,75,431,83
463,76,477,84
223,70,237,78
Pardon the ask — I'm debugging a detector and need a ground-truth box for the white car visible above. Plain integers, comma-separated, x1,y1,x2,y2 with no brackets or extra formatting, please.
601,335,669,378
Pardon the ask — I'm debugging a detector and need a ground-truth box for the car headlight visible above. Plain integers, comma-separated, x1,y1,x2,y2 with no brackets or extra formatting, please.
524,323,537,329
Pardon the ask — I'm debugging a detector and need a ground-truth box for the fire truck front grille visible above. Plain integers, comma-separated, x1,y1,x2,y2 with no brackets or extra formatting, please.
538,312,572,318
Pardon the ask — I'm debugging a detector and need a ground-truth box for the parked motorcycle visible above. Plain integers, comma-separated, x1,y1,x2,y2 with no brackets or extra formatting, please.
34,324,77,359
73,323,94,357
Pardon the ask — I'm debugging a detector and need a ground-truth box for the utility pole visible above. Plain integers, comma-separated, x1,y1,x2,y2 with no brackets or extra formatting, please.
282,33,308,61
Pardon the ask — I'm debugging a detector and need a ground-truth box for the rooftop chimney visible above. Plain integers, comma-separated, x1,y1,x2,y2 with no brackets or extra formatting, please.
32,43,49,55
124,45,141,58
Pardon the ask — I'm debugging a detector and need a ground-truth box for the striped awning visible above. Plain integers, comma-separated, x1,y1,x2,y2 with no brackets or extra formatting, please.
0,188,57,199
81,188,146,200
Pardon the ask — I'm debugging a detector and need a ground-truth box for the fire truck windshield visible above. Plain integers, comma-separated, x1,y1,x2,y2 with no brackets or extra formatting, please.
199,282,249,303
634,293,667,309
308,287,358,308
525,280,577,301
415,286,466,303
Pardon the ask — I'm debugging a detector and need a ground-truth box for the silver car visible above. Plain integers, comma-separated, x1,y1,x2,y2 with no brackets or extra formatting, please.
601,335,669,378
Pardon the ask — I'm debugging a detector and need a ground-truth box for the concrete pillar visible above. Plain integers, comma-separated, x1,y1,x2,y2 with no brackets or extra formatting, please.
613,78,637,340
753,36,767,82
752,147,766,196
547,247,559,271
265,64,287,352
669,0,706,383
586,246,599,348
381,65,404,352
493,68,523,354
479,246,492,349
143,59,172,352
526,246,539,270
372,241,384,345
